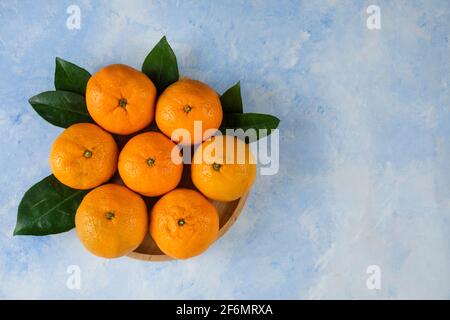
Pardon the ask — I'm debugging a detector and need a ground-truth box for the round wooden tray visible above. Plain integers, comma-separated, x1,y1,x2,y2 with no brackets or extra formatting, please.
127,192,248,261
126,163,250,262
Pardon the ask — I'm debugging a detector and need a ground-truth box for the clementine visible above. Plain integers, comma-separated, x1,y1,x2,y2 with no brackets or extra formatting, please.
191,135,256,201
150,188,219,259
155,79,223,145
86,64,157,135
49,123,118,190
75,184,148,258
118,131,183,197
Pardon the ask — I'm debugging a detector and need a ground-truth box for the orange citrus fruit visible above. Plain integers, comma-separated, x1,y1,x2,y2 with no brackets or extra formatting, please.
75,184,148,258
118,131,183,196
86,64,157,135
155,79,223,145
49,123,118,190
150,188,219,259
191,135,256,201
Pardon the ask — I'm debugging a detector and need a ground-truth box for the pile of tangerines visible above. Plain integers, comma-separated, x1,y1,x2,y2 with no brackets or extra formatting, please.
50,64,256,259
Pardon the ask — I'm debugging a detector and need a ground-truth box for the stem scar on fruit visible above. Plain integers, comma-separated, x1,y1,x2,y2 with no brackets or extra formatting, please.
178,218,185,226
212,162,221,171
183,105,192,113
105,211,115,220
147,157,156,166
118,98,127,108
83,150,93,158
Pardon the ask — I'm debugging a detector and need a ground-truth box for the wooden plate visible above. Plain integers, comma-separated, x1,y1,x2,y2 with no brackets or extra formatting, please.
126,163,250,262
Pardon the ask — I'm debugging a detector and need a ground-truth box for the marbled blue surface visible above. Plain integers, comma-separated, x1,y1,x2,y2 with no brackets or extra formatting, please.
0,0,449,299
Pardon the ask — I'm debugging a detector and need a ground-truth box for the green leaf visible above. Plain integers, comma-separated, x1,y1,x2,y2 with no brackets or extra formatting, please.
14,175,89,236
29,90,93,128
142,36,179,93
220,113,280,142
220,82,243,113
54,57,91,95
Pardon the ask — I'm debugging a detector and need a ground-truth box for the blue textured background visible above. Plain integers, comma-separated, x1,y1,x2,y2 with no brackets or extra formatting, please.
0,0,449,299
